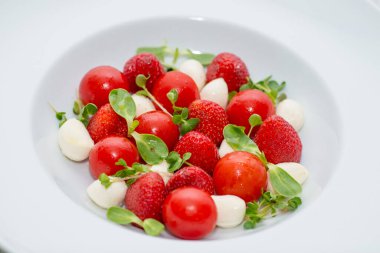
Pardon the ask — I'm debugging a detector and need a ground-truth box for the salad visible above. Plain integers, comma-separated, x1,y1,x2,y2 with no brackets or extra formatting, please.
53,44,308,239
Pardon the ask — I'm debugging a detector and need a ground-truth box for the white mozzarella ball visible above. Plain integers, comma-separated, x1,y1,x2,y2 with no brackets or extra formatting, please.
131,94,155,117
267,162,309,193
211,195,246,228
87,180,127,209
276,99,304,132
179,59,206,90
150,160,172,184
200,78,228,109
58,118,94,162
219,139,234,158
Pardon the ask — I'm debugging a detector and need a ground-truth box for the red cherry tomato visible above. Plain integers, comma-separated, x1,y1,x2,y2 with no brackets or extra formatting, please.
89,136,140,179
213,151,267,202
135,111,180,150
162,187,217,240
226,90,275,137
152,71,200,114
79,66,129,107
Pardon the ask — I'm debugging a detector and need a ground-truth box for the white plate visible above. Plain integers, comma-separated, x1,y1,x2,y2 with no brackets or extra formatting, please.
1,0,380,252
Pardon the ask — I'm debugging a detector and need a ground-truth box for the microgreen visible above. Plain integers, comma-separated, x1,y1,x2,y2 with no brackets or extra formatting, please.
50,103,67,128
267,163,302,197
166,151,192,173
98,173,112,189
107,206,165,236
131,132,169,165
109,88,136,136
166,89,200,135
136,44,215,69
77,103,97,127
72,99,83,115
228,91,237,103
113,159,151,186
244,191,302,229
240,76,286,104
247,114,263,137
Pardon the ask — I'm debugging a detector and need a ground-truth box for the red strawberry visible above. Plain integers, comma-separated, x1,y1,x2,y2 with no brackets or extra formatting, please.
174,131,219,175
123,53,165,92
254,115,302,164
188,100,229,145
87,103,128,143
165,166,214,195
125,172,165,221
206,52,249,92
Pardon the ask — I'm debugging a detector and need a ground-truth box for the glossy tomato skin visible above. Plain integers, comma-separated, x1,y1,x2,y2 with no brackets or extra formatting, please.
89,136,140,179
152,71,200,114
213,151,267,202
226,89,275,137
79,66,129,108
135,111,180,151
162,187,217,240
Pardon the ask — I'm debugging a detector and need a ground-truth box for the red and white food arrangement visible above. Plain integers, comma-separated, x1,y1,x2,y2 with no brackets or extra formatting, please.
53,44,308,239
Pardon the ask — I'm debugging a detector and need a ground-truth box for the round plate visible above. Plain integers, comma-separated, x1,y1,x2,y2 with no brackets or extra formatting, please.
0,1,379,252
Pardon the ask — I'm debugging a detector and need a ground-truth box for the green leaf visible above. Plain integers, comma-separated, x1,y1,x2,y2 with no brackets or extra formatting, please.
115,158,127,167
136,46,166,61
166,89,178,105
72,100,82,115
131,162,150,173
181,108,189,119
223,124,261,155
135,90,149,97
142,218,165,236
172,115,182,125
248,114,262,128
267,164,302,197
131,132,169,165
56,112,67,128
228,91,237,103
172,48,180,64
78,103,98,127
277,93,287,103
135,74,149,89
109,89,135,135
182,152,191,161
130,120,140,133
187,49,215,66
107,206,142,225
288,197,302,210
166,151,182,173
99,173,112,189
243,220,256,230
180,118,200,135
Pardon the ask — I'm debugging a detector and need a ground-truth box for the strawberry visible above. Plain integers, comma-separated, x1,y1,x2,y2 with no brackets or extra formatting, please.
188,100,229,146
87,103,128,143
165,166,214,195
254,115,302,164
125,172,165,221
123,53,165,92
206,52,249,92
174,131,219,175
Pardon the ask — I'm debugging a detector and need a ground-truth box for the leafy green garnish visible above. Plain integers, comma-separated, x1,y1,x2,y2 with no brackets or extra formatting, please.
99,173,112,189
131,132,169,165
244,191,302,229
185,49,215,66
267,163,302,197
109,89,135,136
228,91,237,103
56,112,67,127
72,100,83,115
240,76,286,104
247,114,263,137
166,151,192,173
107,206,165,236
78,103,97,127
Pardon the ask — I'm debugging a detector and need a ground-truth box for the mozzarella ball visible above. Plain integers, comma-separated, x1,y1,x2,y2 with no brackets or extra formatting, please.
200,78,228,109
267,162,309,193
150,160,172,184
179,59,206,90
58,118,94,161
211,195,246,228
87,180,127,209
219,139,234,158
276,99,304,132
131,94,155,117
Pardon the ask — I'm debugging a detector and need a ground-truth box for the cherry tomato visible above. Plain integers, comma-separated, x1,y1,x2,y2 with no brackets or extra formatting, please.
162,187,217,240
226,90,275,137
152,71,200,114
79,66,129,107
89,136,140,179
213,151,267,202
135,111,180,150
